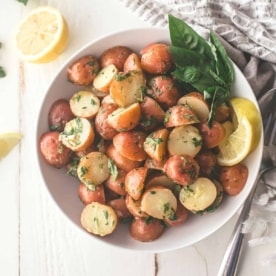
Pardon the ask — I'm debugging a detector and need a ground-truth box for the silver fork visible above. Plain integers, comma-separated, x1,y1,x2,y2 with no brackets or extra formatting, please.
218,88,276,276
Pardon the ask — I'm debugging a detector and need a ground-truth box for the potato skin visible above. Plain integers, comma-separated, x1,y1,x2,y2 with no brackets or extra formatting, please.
39,131,71,168
219,164,248,196
100,46,133,71
130,217,165,242
67,55,100,86
195,149,217,177
105,169,127,196
78,183,106,205
164,202,189,227
140,43,173,74
48,99,75,131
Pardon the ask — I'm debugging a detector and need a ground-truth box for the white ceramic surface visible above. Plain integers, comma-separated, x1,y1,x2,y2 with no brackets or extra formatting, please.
36,27,263,252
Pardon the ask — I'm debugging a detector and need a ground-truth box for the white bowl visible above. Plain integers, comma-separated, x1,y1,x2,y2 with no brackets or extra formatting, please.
36,27,263,252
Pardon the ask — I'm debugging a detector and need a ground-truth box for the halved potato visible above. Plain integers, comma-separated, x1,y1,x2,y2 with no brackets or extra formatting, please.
141,186,177,220
177,92,210,122
77,151,110,188
110,70,145,107
143,128,169,161
81,202,118,236
125,194,148,218
69,90,100,119
123,52,143,72
179,177,217,213
107,102,141,131
145,171,175,189
93,64,118,93
60,117,95,152
167,125,202,157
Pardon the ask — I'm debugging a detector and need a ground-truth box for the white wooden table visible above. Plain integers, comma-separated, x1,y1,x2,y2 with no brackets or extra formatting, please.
0,0,275,275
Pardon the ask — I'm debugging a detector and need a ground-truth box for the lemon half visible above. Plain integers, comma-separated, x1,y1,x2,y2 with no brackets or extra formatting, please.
16,6,69,63
217,97,262,166
0,132,23,159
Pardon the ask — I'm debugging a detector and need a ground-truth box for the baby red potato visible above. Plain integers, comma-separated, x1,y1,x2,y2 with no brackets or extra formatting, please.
143,128,169,161
106,144,142,172
144,158,166,171
113,131,148,162
164,201,189,227
140,43,173,74
78,183,106,205
108,197,132,221
214,102,231,123
145,171,175,189
140,96,165,131
123,52,143,72
125,194,148,218
67,55,100,86
148,75,180,108
105,169,127,196
198,120,226,149
195,149,217,177
130,217,165,242
48,99,75,131
164,104,199,127
125,167,148,200
39,131,72,168
219,163,248,196
177,92,210,122
100,45,133,71
164,155,200,186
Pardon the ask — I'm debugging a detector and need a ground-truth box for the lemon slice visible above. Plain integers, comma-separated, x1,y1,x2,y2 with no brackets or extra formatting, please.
0,132,23,159
15,6,69,63
217,97,261,166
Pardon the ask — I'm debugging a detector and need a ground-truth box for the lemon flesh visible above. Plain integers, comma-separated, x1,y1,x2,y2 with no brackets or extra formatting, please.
0,132,23,159
16,6,69,63
217,97,261,166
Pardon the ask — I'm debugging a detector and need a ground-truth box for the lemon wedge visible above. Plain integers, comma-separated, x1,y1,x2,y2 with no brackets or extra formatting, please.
217,97,262,166
0,132,23,159
15,6,69,63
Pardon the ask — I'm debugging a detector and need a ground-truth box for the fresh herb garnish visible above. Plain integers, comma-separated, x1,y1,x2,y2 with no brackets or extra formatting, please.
168,14,234,126
0,43,6,78
16,0,29,5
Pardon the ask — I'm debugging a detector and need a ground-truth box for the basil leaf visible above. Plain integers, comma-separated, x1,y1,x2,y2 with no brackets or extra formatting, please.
169,46,202,67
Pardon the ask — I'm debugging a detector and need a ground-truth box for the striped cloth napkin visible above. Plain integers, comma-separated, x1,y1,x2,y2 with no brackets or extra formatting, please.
120,0,276,265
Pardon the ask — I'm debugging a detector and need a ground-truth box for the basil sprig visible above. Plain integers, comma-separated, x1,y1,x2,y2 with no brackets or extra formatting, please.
168,14,234,126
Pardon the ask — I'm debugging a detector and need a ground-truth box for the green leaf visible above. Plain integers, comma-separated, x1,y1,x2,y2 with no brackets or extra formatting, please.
16,0,29,5
0,66,6,78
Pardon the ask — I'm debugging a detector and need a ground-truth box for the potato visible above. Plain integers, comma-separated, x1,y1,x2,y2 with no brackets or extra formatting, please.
195,149,217,176
177,92,210,122
77,151,110,188
123,52,143,72
107,102,141,132
143,128,169,161
93,64,118,93
78,183,106,205
100,45,133,71
67,55,100,86
164,201,189,226
139,96,165,131
144,158,166,171
214,102,231,122
110,70,145,107
106,144,142,172
125,194,148,218
69,90,100,119
219,164,248,196
140,43,173,74
145,171,175,189
105,169,127,196
179,177,217,212
164,155,200,186
95,103,118,140
141,186,177,220
48,99,74,131
130,217,165,242
81,202,118,236
108,198,132,221
39,131,72,168
113,131,148,161
60,117,95,152
148,75,180,108
167,125,202,157
125,167,148,200
198,120,226,149
164,104,199,127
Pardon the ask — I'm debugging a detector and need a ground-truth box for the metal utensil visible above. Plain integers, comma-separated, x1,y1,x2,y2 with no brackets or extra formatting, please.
218,88,276,276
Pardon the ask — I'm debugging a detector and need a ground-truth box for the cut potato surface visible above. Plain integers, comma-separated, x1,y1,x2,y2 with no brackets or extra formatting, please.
81,202,118,236
168,125,202,157
60,117,94,151
70,90,100,119
77,151,110,188
179,177,217,212
141,186,177,219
